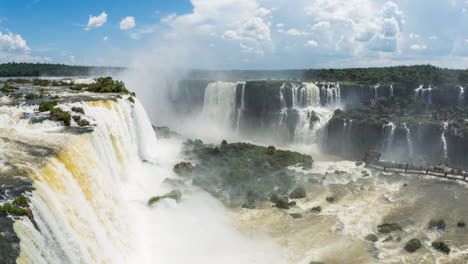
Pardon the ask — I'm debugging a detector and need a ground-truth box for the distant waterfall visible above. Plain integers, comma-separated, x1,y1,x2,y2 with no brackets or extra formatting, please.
202,82,238,126
320,82,341,107
441,121,449,160
342,119,353,156
235,82,246,133
382,122,396,159
372,84,380,100
414,85,432,104
279,83,288,126
389,85,394,96
403,123,414,158
291,82,320,108
458,86,465,108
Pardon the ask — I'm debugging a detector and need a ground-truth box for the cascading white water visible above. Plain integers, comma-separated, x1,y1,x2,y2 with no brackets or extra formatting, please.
278,83,288,127
414,85,432,104
235,82,246,133
389,85,394,96
458,86,465,108
372,84,380,100
441,121,448,160
11,99,282,264
403,122,414,158
382,122,396,159
342,119,353,155
202,82,238,127
284,82,334,144
320,82,341,107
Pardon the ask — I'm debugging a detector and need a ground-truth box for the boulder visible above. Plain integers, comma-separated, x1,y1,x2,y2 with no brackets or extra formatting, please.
377,223,402,234
289,186,306,199
432,241,450,255
365,234,378,242
429,219,446,230
311,206,322,213
147,190,182,206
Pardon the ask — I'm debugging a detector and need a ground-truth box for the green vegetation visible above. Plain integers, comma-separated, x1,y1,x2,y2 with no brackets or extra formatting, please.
289,186,307,199
71,106,85,114
0,62,124,77
429,219,446,230
33,79,50,86
7,78,31,84
404,238,422,253
147,190,182,206
50,107,62,114
457,221,466,227
432,241,450,255
38,101,58,112
311,206,321,213
128,96,135,103
24,93,38,100
377,223,402,234
13,195,29,206
365,234,378,242
326,196,335,203
57,112,71,126
181,141,313,206
87,77,128,93
77,119,89,126
0,203,28,216
70,83,87,91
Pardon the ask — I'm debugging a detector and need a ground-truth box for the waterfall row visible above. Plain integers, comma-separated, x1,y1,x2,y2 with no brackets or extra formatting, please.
441,121,448,160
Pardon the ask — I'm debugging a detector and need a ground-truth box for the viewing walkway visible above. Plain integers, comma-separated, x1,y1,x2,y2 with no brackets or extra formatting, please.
363,151,468,183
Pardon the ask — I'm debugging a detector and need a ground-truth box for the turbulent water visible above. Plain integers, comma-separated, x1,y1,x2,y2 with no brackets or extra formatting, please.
5,99,282,264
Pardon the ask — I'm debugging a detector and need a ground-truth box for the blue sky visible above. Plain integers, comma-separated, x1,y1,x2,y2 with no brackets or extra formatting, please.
0,0,468,69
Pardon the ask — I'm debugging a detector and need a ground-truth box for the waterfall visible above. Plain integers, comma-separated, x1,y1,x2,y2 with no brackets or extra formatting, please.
441,121,448,160
382,122,396,159
414,85,432,104
403,123,414,158
278,83,288,126
320,82,341,107
342,119,353,156
202,81,238,127
389,85,394,97
372,84,380,100
458,86,465,108
9,98,281,264
235,82,246,133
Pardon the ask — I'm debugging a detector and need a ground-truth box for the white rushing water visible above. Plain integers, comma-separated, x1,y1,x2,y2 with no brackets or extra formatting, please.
389,85,394,97
403,122,414,159
320,82,341,107
382,122,396,160
458,86,465,108
372,84,380,100
414,85,432,104
441,121,449,160
202,81,238,127
10,98,283,264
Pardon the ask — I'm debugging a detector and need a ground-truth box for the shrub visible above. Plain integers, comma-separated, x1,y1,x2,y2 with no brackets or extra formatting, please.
50,107,62,114
38,101,58,112
365,234,378,242
404,239,422,253
429,219,446,230
457,221,466,227
13,195,29,206
69,83,87,91
57,112,71,126
289,186,306,199
147,190,182,206
432,241,450,255
128,97,135,103
311,206,321,213
71,106,85,114
0,203,28,216
378,223,402,234
87,77,129,93
32,79,50,86
25,93,37,100
326,196,335,203
221,139,228,146
77,119,89,126
72,115,81,121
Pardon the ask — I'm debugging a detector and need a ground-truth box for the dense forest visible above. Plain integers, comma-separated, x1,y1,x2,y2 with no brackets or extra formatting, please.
188,65,468,87
0,63,125,77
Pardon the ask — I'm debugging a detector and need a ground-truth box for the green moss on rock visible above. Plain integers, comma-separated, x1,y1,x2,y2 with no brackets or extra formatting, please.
432,241,450,255
404,238,422,253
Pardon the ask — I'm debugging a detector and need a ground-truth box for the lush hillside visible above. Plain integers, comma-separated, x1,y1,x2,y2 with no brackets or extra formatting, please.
0,63,125,77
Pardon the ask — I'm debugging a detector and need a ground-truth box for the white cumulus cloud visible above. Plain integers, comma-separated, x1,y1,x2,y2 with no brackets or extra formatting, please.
85,12,107,31
410,44,427,50
286,28,309,36
120,16,136,30
0,31,30,51
305,40,318,47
